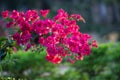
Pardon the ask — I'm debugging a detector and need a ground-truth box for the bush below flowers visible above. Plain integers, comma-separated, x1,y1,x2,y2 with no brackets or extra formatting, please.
1,9,98,64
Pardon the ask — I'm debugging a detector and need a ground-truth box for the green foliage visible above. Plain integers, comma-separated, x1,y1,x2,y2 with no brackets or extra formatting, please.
72,43,120,80
0,37,18,61
0,42,120,80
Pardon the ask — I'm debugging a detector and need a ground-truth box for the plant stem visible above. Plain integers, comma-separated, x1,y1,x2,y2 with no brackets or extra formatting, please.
0,63,3,78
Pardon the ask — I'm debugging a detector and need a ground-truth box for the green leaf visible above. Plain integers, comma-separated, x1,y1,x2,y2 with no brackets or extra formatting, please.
6,18,13,22
0,49,6,61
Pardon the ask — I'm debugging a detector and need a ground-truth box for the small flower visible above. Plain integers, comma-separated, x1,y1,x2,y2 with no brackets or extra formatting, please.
12,32,21,45
54,9,68,22
75,55,84,60
13,47,17,52
92,40,98,48
20,21,32,32
40,10,49,18
10,10,19,20
1,10,9,18
6,22,15,28
21,31,31,45
70,14,85,23
46,54,62,64
25,10,39,22
25,43,31,51
67,58,75,64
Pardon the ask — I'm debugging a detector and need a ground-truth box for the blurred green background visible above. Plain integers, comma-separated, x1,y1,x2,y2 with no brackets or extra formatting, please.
0,0,120,80
0,43,120,80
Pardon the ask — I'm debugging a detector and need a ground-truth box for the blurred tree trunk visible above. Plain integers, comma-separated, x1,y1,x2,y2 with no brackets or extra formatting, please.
91,2,101,24
113,2,120,23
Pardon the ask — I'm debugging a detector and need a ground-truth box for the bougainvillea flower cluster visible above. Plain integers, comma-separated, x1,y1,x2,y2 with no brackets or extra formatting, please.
1,9,98,64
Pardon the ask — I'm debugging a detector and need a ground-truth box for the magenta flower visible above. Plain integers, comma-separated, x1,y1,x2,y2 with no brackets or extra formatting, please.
1,10,9,18
40,10,49,18
1,9,98,64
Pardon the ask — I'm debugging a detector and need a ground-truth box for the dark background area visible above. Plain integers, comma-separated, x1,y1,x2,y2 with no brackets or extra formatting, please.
0,0,120,42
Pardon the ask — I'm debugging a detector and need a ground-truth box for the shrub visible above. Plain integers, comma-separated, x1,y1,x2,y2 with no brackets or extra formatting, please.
0,42,120,80
1,9,97,64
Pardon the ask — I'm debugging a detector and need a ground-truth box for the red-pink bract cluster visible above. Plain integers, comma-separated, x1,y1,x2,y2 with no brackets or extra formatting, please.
1,9,98,64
